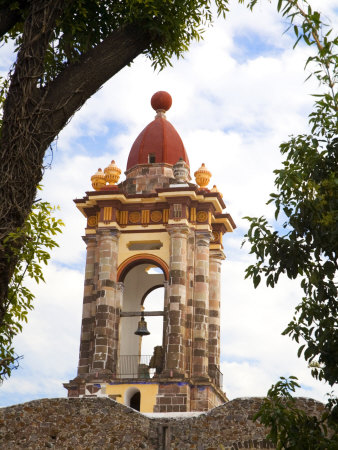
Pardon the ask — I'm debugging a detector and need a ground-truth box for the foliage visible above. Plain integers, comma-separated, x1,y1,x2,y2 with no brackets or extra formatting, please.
255,376,338,449
0,194,63,381
0,0,235,381
1,0,231,75
243,0,337,385
243,0,337,446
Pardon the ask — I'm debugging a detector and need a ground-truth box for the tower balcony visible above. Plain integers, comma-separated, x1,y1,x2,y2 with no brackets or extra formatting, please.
117,355,223,389
117,355,156,379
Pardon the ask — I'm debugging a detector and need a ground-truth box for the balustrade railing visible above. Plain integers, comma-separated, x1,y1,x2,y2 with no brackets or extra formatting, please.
117,355,155,379
116,356,223,387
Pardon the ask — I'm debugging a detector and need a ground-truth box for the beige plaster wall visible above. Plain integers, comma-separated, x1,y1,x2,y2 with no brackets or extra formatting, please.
105,383,159,413
118,231,170,267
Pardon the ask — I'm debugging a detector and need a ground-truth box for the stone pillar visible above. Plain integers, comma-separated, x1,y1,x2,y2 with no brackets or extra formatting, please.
185,230,195,377
78,235,97,376
92,229,120,375
192,231,211,380
163,225,189,377
115,281,124,376
162,281,169,351
208,250,224,385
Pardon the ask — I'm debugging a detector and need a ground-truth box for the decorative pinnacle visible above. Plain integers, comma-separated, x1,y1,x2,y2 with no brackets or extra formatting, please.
91,168,106,191
104,160,121,185
151,91,172,116
194,163,212,189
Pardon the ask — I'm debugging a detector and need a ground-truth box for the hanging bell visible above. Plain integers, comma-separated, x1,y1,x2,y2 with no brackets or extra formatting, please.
134,313,150,336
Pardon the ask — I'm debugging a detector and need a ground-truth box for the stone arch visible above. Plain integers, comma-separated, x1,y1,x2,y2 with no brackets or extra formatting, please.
117,254,169,282
141,284,163,305
118,262,166,377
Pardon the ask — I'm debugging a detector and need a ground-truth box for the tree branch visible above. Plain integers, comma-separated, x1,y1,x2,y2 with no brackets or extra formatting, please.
0,1,31,38
0,7,149,308
39,24,151,145
0,0,67,311
0,8,20,38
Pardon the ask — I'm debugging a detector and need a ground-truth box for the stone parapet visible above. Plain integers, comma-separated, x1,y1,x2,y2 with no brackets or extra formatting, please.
0,397,326,449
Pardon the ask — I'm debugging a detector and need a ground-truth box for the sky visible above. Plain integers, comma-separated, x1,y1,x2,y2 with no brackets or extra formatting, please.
1,1,337,407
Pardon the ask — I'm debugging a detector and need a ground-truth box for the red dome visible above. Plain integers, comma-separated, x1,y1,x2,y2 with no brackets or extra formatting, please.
126,95,190,171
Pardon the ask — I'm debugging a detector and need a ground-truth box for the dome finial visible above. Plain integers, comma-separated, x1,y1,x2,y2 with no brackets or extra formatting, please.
151,91,172,116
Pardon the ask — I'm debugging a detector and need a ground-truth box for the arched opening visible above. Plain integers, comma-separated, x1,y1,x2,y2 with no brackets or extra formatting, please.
118,262,165,379
130,391,141,411
141,284,164,356
117,254,169,283
125,387,141,411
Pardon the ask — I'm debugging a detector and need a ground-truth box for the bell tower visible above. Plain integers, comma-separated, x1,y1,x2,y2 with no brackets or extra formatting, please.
64,92,236,413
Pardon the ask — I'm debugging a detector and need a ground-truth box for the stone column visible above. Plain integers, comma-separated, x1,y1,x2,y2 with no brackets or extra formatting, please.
192,231,211,380
162,280,169,352
163,225,189,377
115,281,124,376
208,249,224,385
77,235,97,376
185,230,195,377
91,228,120,375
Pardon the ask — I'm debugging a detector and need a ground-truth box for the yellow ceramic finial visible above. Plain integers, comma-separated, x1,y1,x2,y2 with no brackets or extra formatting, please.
104,160,121,185
91,168,106,190
194,163,211,188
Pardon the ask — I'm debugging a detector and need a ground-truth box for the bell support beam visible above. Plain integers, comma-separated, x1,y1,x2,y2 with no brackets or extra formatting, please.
120,311,164,317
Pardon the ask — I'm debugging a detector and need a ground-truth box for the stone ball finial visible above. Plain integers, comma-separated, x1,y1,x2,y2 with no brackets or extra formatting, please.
91,168,106,190
151,91,172,112
104,160,121,185
194,163,212,188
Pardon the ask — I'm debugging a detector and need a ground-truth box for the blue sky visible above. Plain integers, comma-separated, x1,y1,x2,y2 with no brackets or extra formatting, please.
232,31,284,63
1,0,337,407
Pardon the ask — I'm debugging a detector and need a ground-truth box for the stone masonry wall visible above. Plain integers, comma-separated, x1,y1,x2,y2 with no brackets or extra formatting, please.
0,397,325,449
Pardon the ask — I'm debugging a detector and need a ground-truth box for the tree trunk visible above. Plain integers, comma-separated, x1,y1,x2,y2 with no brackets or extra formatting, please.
0,0,150,325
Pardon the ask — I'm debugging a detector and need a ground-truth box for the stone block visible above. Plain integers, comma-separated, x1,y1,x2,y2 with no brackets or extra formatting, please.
158,397,172,405
92,361,104,369
169,302,179,311
169,295,181,302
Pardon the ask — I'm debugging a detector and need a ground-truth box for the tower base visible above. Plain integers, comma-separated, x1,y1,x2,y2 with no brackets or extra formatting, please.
64,375,228,413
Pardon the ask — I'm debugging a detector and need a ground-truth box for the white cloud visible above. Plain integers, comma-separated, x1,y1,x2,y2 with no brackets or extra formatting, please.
1,1,337,407
0,265,82,405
